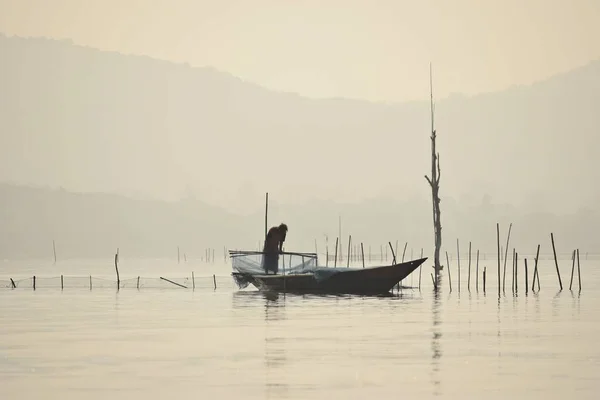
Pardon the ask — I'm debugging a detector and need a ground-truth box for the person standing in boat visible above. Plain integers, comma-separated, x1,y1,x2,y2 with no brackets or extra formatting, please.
262,223,288,274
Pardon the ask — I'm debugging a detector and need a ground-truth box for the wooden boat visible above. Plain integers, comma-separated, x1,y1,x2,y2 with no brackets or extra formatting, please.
230,251,427,295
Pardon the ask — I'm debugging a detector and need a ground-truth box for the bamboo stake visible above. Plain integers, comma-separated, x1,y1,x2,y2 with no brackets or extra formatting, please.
160,277,187,289
388,242,397,264
576,248,581,291
496,223,500,297
347,235,351,268
483,267,487,293
334,237,338,268
10,278,15,289
61,275,64,290
467,241,472,291
457,238,461,292
137,276,140,289
446,251,452,292
532,244,541,291
515,253,519,293
502,223,513,292
361,243,365,268
525,258,528,294
213,274,217,290
402,242,408,262
550,233,563,290
569,250,576,290
114,248,120,290
89,275,92,290
192,271,195,290
476,249,480,292
33,276,36,291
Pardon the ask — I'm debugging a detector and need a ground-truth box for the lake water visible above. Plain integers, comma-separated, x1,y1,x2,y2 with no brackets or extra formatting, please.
1,256,598,399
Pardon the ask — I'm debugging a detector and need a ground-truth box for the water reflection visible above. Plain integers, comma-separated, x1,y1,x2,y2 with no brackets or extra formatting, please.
263,291,288,399
431,289,442,396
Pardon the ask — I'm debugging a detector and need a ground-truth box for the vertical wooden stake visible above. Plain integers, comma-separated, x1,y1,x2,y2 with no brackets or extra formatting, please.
525,258,529,295
576,248,581,291
265,192,269,241
137,276,140,290
467,241,472,291
115,248,120,290
476,249,480,292
90,275,92,290
483,267,487,293
502,223,513,292
456,238,461,292
360,243,365,268
347,235,352,268
515,253,519,293
402,242,408,262
496,223,501,297
569,250,576,290
61,275,64,290
446,251,452,292
33,276,36,291
10,278,15,289
53,239,57,264
550,233,563,290
213,274,217,290
192,271,195,290
334,237,338,268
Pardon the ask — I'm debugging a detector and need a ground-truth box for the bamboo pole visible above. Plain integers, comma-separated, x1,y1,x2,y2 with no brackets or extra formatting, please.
334,237,338,268
402,242,408,262
467,241,472,291
502,223,513,292
476,249,480,292
483,267,487,293
61,275,64,290
532,244,541,291
456,238,461,292
361,243,365,268
33,276,36,291
496,223,500,297
525,258,529,294
515,252,518,293
446,251,452,292
90,275,92,290
114,248,120,290
569,250,576,290
388,242,396,264
347,235,351,268
137,276,140,289
550,233,563,290
192,271,195,290
265,192,269,241
213,274,217,290
576,248,581,291
160,277,187,289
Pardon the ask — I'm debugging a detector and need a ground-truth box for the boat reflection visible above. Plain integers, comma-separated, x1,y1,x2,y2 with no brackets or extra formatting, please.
263,291,289,399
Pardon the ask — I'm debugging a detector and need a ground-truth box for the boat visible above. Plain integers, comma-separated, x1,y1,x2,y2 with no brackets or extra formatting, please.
230,250,427,295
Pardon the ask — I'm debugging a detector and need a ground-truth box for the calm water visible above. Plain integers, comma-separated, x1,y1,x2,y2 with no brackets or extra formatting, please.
1,257,598,399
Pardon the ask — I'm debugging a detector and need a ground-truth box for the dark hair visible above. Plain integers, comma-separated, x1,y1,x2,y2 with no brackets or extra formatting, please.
279,223,288,232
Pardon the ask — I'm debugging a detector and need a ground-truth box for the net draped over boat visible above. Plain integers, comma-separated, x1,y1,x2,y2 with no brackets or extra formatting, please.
230,251,319,289
229,250,361,289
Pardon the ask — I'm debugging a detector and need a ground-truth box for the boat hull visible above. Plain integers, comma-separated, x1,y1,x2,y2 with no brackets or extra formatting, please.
232,257,427,295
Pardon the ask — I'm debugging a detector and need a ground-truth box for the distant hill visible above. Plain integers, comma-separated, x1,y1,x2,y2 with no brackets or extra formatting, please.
0,183,597,260
1,34,599,215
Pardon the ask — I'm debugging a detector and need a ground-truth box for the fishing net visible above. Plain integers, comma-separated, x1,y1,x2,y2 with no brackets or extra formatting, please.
229,250,350,289
0,275,231,290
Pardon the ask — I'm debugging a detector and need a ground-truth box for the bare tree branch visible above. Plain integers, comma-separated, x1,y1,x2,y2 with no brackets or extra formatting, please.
425,175,433,186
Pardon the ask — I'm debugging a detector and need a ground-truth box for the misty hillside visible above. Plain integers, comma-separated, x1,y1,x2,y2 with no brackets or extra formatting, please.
1,34,599,214
0,183,597,260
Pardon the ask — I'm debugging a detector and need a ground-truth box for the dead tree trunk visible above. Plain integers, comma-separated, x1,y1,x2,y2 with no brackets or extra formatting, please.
425,64,442,290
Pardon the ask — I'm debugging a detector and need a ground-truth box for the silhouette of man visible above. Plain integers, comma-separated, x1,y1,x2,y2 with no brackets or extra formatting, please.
262,223,288,274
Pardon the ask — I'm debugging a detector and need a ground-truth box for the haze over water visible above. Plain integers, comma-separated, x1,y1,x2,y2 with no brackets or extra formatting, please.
1,257,598,399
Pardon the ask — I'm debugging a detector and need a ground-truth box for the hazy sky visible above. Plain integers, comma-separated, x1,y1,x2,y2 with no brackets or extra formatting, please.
1,0,598,102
